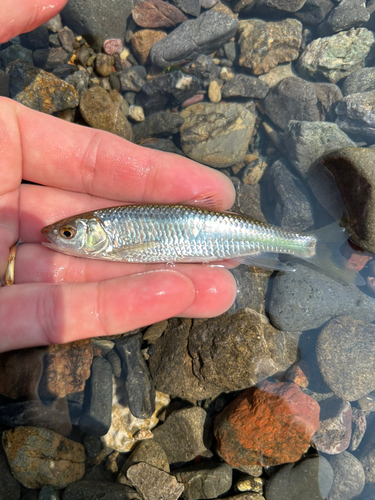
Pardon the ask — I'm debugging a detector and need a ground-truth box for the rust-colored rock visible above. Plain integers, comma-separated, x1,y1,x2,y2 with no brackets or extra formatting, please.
214,380,320,467
38,340,93,398
0,349,45,399
131,29,167,65
132,0,187,28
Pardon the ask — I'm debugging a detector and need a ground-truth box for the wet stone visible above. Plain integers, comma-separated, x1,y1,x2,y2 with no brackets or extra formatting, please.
238,19,302,75
2,426,85,489
57,26,77,53
132,0,188,28
118,439,170,482
173,462,232,500
65,69,90,99
297,28,375,83
63,480,141,500
127,462,184,500
253,0,306,13
131,29,167,65
52,63,79,80
316,316,375,401
269,264,375,331
0,443,21,500
318,0,370,37
95,53,113,77
214,381,320,467
0,348,44,399
1,44,33,68
38,486,59,500
7,60,79,114
229,266,272,316
172,0,200,16
335,90,375,138
235,475,263,494
141,137,184,155
44,13,63,32
181,93,204,108
230,177,266,222
208,80,221,103
295,0,335,25
326,451,365,500
105,349,122,377
33,47,70,71
133,111,184,143
0,69,9,97
184,54,220,87
150,11,238,69
20,25,49,50
83,435,102,458
342,67,375,95
152,406,212,465
119,67,146,92
265,455,333,500
350,407,367,451
179,102,255,168
221,74,269,99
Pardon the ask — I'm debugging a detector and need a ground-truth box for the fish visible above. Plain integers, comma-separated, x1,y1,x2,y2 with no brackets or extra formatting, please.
41,204,365,286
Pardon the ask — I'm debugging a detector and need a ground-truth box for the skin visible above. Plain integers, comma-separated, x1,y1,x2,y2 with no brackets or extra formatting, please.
0,0,237,352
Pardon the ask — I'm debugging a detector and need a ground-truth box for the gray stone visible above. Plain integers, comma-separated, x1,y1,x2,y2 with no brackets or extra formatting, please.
1,44,33,68
152,406,212,465
61,0,134,41
342,67,375,95
284,121,355,180
52,63,79,80
0,443,21,500
65,70,90,99
171,0,200,16
228,266,272,316
327,451,365,500
38,486,59,500
83,435,102,458
316,316,375,401
33,47,70,71
174,463,232,500
265,455,333,500
20,26,49,50
264,77,320,130
0,69,10,97
127,463,184,500
79,357,113,436
115,333,155,419
349,407,367,451
221,495,264,500
119,439,170,481
63,480,141,499
44,14,63,33
297,28,375,83
318,0,370,37
142,138,184,155
335,90,375,138
253,0,306,13
179,102,255,168
221,74,269,99
358,433,375,483
133,111,184,143
58,26,77,53
269,264,375,331
184,54,220,87
105,349,122,378
119,67,146,92
264,158,314,232
230,177,266,223
312,81,343,119
295,0,335,25
150,11,238,69
312,397,352,454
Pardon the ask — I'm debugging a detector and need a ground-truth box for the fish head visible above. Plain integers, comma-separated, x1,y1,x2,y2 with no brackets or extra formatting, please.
41,215,110,258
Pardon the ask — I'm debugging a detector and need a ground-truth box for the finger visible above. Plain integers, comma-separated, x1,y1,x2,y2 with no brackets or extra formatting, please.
0,270,196,352
0,0,68,44
11,100,235,207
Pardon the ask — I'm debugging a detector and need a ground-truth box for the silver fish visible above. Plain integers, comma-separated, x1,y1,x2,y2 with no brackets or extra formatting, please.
41,204,364,286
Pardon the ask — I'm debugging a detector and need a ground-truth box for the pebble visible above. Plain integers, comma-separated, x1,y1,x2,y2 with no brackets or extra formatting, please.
180,102,255,168
1,44,33,68
83,435,102,458
63,480,141,499
269,264,375,331
20,25,49,50
43,13,63,33
128,105,145,122
350,407,367,451
95,53,113,77
336,90,375,138
221,74,269,99
133,111,184,143
149,311,299,401
235,475,263,493
214,381,320,467
318,0,370,37
238,18,302,75
38,485,59,500
103,38,124,55
2,426,85,489
173,462,232,500
342,67,375,95
119,66,147,93
228,266,272,315
295,0,335,25
297,28,375,83
172,0,200,16
316,315,375,401
208,80,221,103
57,26,77,53
105,349,122,377
132,0,188,28
0,348,44,399
150,11,238,69
131,29,167,65
65,69,90,98
241,156,267,185
33,47,70,71
199,0,219,7
185,54,220,87
127,462,184,500
254,0,306,13
181,93,204,108
326,451,365,500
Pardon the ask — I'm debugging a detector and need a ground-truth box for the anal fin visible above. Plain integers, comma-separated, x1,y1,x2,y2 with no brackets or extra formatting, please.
233,253,296,272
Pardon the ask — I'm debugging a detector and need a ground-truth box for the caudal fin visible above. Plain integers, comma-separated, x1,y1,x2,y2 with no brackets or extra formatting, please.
307,221,366,286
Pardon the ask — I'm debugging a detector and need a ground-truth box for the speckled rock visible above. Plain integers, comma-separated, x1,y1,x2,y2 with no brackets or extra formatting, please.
316,316,375,401
94,53,113,77
327,451,365,500
132,0,187,28
269,264,375,331
179,102,255,168
65,69,90,99
127,462,184,500
358,432,375,483
350,407,367,451
133,111,184,143
119,66,146,93
228,266,272,315
148,311,300,401
150,11,238,69
38,485,59,500
230,177,266,223
342,67,375,95
184,54,220,87
172,0,200,16
238,19,302,75
214,381,320,467
312,397,352,454
63,480,141,499
253,0,306,13
335,90,375,138
2,426,85,489
7,60,79,114
33,47,70,71
295,0,334,25
257,62,295,88
80,86,133,141
173,463,232,500
131,29,167,65
0,70,10,97
1,44,33,68
318,0,369,37
221,74,269,99
20,25,50,50
297,28,375,83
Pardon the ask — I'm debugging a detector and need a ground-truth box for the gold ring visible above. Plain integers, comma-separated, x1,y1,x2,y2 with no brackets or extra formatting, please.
3,244,17,286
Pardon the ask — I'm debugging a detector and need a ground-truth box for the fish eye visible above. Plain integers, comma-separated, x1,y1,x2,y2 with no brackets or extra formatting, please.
59,225,76,239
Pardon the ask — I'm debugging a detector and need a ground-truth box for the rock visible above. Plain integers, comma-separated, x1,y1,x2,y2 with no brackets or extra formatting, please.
131,29,167,65
0,443,21,500
358,432,375,483
61,0,134,41
148,312,300,401
316,316,375,401
0,70,9,97
264,158,314,231
133,111,184,143
103,38,124,55
179,102,255,168
342,67,375,95
230,177,266,222
235,475,263,494
284,121,355,180
102,376,170,452
128,105,145,122
95,53,113,77
312,81,342,119
33,47,70,71
0,348,45,399
38,340,93,398
316,148,375,253
208,80,221,103
44,14,63,32
241,156,267,185
335,90,375,138
326,451,365,500
184,54,220,87
152,406,212,465
127,462,184,500
221,495,264,500
312,396,352,454
7,60,79,114
350,407,367,451
1,44,33,68
263,77,320,130
83,435,102,458
52,63,79,80
253,0,306,13
257,63,295,88
20,25,50,50
232,0,257,13
221,74,269,99
118,439,170,483
80,86,133,141
2,426,85,489
150,11,238,69
199,0,219,7
228,266,272,315
318,0,370,37
265,455,333,500
141,137,184,154
214,381,320,467
63,480,141,499
238,19,302,75
297,28,375,83
283,362,310,389
181,93,204,108
38,485,59,500
295,0,335,25
173,463,232,500
119,66,146,92
57,26,77,53
65,69,90,99
172,0,200,16
269,264,375,331
132,0,187,28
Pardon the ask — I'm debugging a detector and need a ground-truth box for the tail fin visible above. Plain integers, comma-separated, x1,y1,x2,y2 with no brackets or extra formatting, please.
307,221,366,286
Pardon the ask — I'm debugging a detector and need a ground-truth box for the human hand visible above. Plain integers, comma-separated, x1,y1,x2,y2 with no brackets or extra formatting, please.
0,0,237,353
